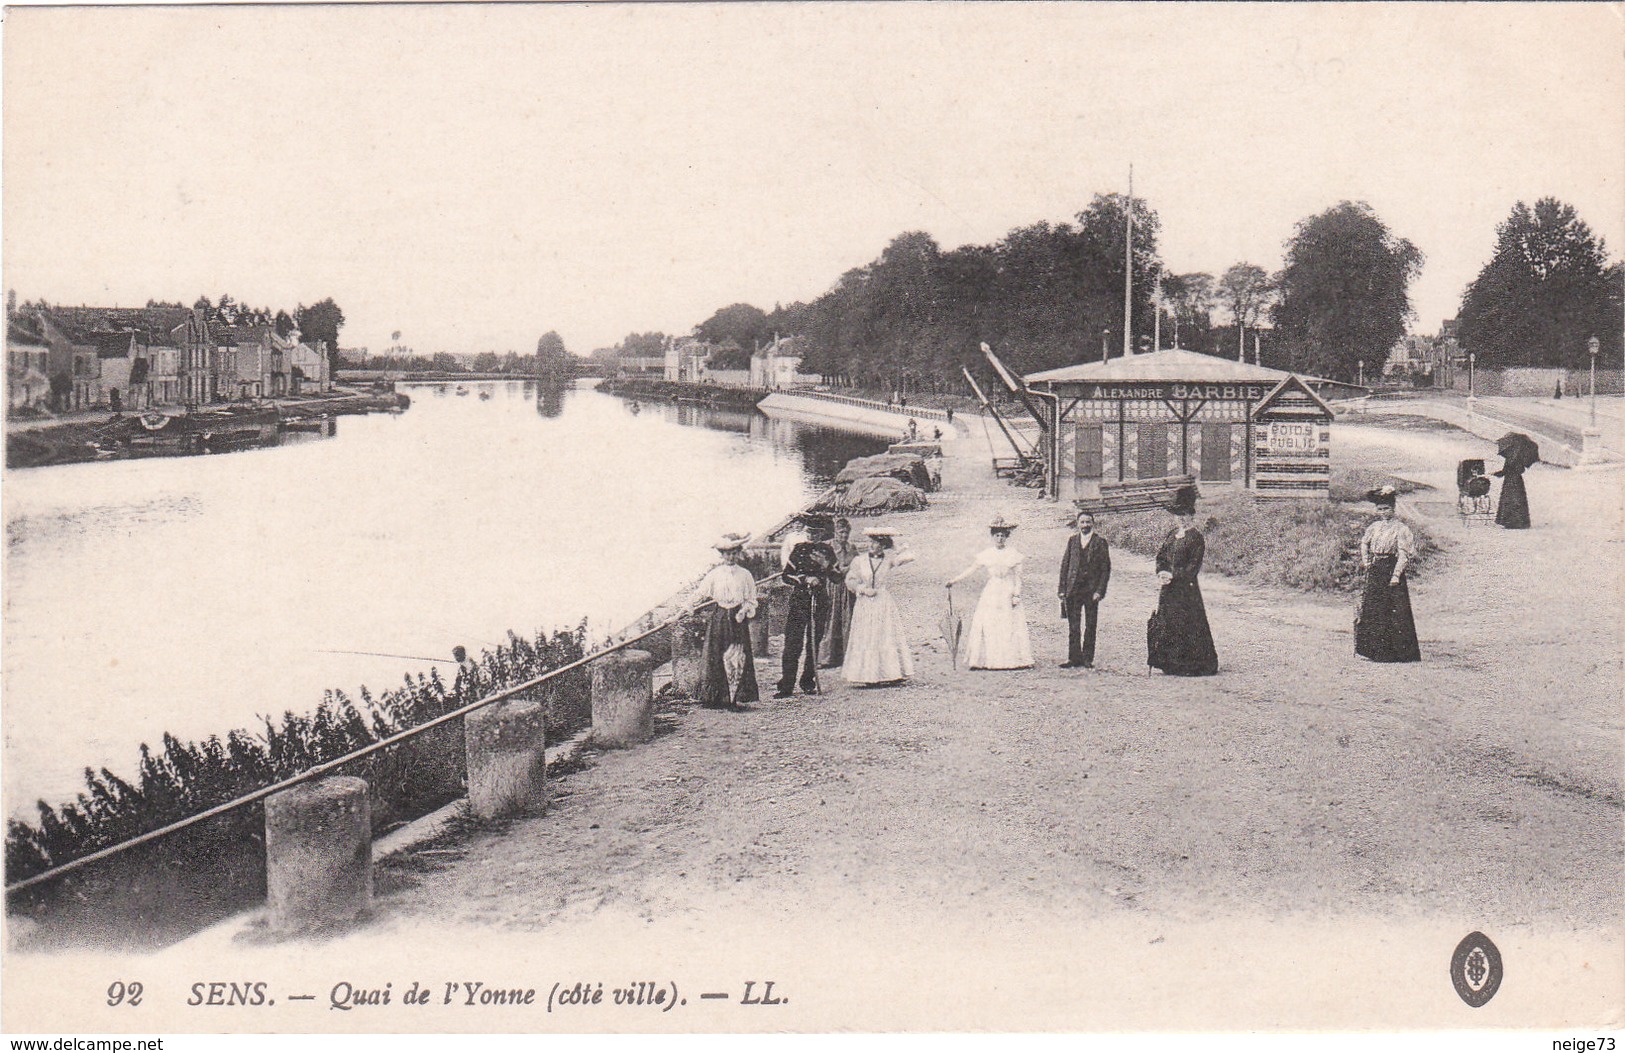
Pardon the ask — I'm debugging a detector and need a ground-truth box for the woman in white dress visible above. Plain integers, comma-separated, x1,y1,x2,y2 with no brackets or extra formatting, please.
945,514,1033,670
842,527,916,686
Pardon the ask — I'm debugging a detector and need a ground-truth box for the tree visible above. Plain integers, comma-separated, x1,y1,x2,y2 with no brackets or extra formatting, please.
1215,264,1274,359
694,303,772,360
297,298,346,377
1161,272,1214,351
1271,202,1422,382
1457,198,1620,369
274,310,296,337
535,330,572,383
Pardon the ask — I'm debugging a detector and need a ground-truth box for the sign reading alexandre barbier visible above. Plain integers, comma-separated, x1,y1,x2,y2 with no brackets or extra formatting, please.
1080,382,1274,401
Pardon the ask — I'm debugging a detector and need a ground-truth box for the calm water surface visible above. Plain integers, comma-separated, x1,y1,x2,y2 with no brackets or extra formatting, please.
3,381,884,811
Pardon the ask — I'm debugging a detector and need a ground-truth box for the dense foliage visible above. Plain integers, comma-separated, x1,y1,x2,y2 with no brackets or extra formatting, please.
1269,202,1422,383
1457,198,1623,369
791,194,1165,388
295,298,346,378
5,625,589,889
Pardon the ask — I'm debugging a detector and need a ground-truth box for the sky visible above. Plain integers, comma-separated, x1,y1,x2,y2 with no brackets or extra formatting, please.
4,3,1621,357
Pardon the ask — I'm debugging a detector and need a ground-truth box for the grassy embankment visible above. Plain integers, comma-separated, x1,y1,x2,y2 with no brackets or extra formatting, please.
1103,466,1439,593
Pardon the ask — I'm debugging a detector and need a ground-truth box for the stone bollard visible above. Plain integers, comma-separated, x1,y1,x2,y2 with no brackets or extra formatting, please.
669,614,707,698
465,697,549,820
264,776,371,933
592,648,655,748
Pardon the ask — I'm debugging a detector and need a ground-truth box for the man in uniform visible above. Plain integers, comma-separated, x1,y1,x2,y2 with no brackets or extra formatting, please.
775,515,836,698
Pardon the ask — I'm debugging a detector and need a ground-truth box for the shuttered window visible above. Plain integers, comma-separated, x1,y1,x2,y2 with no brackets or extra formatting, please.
1201,423,1233,481
1074,423,1103,479
1137,423,1167,479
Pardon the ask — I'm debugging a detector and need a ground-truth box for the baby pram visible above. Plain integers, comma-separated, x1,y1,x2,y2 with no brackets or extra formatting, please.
1457,458,1494,522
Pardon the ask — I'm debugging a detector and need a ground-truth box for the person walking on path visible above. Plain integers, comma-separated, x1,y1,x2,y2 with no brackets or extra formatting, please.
842,527,915,686
1058,510,1112,668
945,514,1033,670
776,516,837,698
818,517,859,669
695,534,761,709
1147,486,1220,677
1354,487,1422,663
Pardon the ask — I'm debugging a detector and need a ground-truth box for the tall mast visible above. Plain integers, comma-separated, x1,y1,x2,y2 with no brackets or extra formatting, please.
1123,164,1134,357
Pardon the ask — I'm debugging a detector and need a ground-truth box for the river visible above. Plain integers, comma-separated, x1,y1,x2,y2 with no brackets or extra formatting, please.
2,380,886,812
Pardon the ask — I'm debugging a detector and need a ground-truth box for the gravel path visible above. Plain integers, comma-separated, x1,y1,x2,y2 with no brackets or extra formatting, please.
333,416,1622,1028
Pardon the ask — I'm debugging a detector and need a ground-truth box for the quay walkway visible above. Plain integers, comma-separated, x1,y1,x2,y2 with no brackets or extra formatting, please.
131,402,1622,1030
0,400,1596,1034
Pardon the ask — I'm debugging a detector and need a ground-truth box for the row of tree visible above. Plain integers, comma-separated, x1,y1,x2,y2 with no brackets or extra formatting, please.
339,349,540,373
616,194,1616,387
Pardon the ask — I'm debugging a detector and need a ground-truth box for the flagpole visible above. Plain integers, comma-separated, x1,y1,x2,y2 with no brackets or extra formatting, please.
1153,272,1162,351
1123,164,1134,357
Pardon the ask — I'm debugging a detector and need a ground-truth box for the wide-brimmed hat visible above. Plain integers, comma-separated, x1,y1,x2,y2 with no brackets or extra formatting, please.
862,527,899,539
713,533,751,552
1166,485,1200,516
1366,485,1398,507
988,514,1018,532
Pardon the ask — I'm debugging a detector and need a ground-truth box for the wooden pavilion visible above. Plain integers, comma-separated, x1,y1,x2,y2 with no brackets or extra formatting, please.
1023,348,1335,505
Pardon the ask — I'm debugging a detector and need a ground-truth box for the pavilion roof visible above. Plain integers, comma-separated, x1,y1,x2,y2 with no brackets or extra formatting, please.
1026,347,1297,386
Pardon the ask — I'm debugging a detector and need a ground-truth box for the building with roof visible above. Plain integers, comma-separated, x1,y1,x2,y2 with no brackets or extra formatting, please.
1024,347,1336,502
6,316,52,411
289,339,331,394
749,335,815,390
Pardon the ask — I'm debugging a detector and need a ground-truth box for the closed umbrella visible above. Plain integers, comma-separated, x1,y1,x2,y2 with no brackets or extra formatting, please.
941,592,964,670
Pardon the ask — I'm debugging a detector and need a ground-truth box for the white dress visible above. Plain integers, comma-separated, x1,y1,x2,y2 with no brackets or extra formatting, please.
962,547,1033,670
842,551,915,684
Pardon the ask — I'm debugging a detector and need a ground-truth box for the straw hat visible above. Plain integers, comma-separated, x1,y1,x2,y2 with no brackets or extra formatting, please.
713,533,751,552
1366,485,1398,507
862,526,899,539
988,513,1018,532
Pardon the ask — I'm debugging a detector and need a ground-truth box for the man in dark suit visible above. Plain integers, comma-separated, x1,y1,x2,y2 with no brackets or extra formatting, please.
775,516,837,698
1058,511,1111,668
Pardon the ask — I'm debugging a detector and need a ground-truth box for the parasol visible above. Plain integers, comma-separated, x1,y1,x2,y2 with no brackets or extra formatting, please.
1496,432,1540,473
941,591,964,670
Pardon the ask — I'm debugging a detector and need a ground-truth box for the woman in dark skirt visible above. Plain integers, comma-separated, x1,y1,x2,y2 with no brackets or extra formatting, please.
819,517,858,668
695,534,761,709
1354,486,1422,663
1147,486,1220,676
1493,447,1533,529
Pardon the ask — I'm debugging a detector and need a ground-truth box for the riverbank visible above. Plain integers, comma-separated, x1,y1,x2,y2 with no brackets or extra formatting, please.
596,376,767,411
4,388,409,468
72,408,1616,1032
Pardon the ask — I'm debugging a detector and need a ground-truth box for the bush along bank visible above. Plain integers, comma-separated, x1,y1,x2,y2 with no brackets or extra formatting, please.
1101,468,1438,594
5,624,588,950
595,376,768,411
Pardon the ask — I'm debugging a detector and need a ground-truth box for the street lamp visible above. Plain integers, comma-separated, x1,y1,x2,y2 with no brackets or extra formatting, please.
1589,335,1600,426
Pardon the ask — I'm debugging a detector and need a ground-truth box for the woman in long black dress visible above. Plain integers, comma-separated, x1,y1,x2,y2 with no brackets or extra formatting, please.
1354,486,1422,662
1493,442,1533,529
1147,485,1219,676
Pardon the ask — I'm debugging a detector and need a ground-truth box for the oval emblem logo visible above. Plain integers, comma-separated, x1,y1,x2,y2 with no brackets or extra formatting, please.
1450,931,1503,1007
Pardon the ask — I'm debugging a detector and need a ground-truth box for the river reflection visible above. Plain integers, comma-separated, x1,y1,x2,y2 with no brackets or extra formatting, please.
2,380,885,810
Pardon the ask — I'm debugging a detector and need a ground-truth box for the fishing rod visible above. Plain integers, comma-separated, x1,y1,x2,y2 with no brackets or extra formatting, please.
317,648,454,663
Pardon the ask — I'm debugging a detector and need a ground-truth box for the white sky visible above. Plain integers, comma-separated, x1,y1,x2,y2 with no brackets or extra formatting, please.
4,3,1621,356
